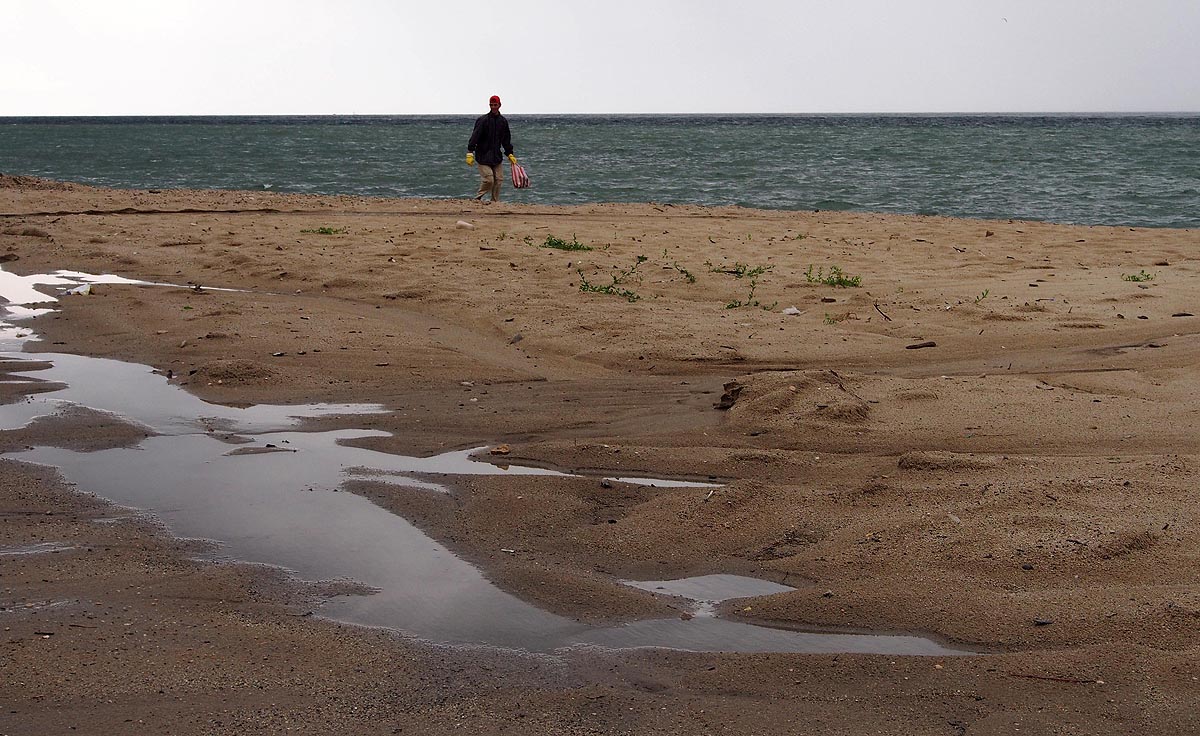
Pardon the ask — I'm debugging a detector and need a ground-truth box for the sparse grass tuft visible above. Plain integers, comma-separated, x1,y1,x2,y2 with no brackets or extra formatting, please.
300,226,347,235
1122,269,1155,282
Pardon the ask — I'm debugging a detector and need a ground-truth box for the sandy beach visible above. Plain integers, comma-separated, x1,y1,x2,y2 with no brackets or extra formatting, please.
2,175,1199,734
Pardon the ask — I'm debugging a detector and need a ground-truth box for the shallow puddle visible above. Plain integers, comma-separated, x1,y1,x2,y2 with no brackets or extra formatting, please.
607,476,723,489
0,599,73,615
626,573,797,612
0,267,969,656
610,574,958,655
0,542,76,556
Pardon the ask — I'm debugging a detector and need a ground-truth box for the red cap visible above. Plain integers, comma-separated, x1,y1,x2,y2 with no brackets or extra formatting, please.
489,95,501,106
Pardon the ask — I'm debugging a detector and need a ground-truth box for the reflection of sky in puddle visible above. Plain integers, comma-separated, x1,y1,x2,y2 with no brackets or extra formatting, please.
0,352,389,436
0,269,85,306
0,267,240,310
607,476,723,489
625,573,796,618
0,267,968,656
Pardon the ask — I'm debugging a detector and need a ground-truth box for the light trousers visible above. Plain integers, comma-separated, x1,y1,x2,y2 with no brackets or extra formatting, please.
476,162,503,202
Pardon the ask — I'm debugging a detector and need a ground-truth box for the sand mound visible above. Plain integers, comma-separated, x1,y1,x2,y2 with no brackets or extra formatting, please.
192,359,278,385
897,450,1000,471
731,371,872,425
0,174,77,191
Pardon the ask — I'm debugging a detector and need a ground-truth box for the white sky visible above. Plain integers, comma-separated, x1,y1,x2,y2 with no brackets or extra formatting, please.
4,0,1198,115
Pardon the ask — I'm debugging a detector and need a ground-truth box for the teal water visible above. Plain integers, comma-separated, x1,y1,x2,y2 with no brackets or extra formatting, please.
2,115,1198,227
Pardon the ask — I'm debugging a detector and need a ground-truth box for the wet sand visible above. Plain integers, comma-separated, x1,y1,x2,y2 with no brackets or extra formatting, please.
2,175,1199,734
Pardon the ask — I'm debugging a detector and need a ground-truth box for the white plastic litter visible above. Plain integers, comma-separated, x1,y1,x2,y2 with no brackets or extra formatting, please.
455,220,475,229
781,306,802,315
65,284,92,296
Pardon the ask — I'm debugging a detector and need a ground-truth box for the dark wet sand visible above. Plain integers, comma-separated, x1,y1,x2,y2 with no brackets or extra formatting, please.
2,177,1199,734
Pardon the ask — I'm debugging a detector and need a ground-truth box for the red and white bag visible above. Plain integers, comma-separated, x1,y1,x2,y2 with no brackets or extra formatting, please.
510,162,530,189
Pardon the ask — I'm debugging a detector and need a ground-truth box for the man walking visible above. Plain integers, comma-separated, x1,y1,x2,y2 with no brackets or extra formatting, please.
466,95,517,203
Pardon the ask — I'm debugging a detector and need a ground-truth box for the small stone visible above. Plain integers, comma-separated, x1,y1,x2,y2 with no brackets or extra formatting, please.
490,444,511,456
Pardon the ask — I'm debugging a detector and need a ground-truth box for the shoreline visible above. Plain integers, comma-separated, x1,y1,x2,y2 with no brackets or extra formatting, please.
3,177,1193,233
2,177,1199,733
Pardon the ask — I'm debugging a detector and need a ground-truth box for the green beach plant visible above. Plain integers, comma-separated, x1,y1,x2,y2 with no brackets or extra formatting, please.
706,261,775,280
660,251,696,283
974,289,990,304
703,260,776,310
1122,269,1155,282
578,255,647,302
300,226,347,235
805,264,862,288
673,263,697,283
542,234,592,251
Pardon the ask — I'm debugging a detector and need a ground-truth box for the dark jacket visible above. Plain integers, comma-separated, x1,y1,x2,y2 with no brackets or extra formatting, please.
467,112,513,166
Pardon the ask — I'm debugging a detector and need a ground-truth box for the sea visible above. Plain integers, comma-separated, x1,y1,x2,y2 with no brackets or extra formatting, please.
2,115,1198,228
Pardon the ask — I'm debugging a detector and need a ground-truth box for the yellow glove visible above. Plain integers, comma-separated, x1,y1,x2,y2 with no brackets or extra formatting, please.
507,154,517,164
466,152,475,166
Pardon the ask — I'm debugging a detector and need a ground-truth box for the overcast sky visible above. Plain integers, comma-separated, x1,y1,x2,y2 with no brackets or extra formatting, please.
5,0,1198,115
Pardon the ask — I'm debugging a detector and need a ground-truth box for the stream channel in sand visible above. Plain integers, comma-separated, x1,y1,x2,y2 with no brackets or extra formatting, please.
0,267,968,656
